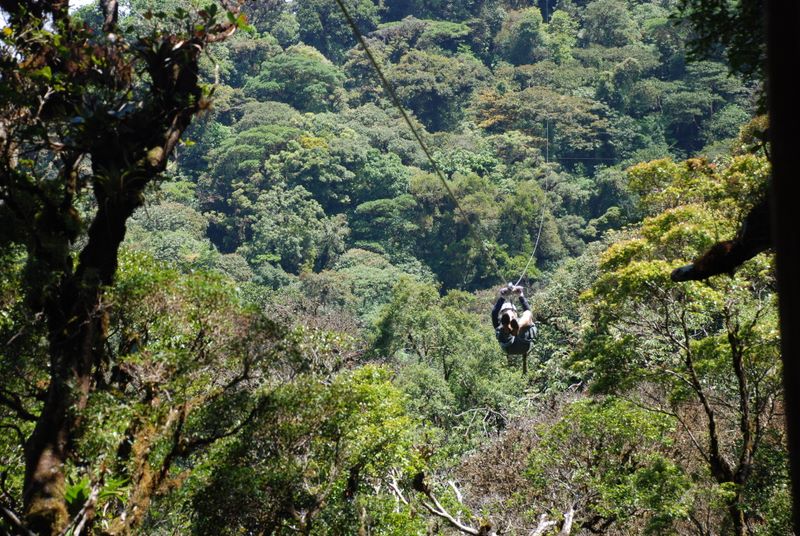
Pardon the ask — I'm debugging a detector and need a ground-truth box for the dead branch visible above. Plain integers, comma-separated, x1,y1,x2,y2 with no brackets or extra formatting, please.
448,480,463,504
418,494,484,536
0,501,36,536
530,514,557,536
558,504,576,536
410,472,492,535
387,470,409,507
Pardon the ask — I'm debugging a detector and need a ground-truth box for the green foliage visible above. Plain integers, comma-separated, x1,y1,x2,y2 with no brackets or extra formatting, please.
218,33,283,87
295,0,381,63
373,279,526,445
674,0,766,87
704,103,751,144
240,184,349,273
0,247,43,509
498,179,564,264
64,476,91,515
495,8,547,65
244,44,345,112
244,1,299,45
394,363,458,428
626,155,769,217
298,248,434,323
408,171,502,289
581,0,640,47
389,50,489,131
0,0,266,529
528,398,690,531
352,195,420,256
578,153,782,532
382,0,489,22
474,86,612,161
371,17,474,56
24,250,294,531
0,0,774,533
192,366,419,535
338,104,427,166
546,10,579,64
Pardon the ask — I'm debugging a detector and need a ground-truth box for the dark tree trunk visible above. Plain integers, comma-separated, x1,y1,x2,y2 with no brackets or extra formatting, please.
727,497,748,536
766,1,800,532
18,19,217,530
1,0,238,531
23,290,99,534
23,195,138,534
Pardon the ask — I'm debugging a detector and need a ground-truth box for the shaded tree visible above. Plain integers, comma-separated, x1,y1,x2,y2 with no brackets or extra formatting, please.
0,0,246,531
580,155,784,536
581,0,640,47
389,50,489,132
494,7,548,66
674,0,766,87
240,184,349,274
295,0,381,63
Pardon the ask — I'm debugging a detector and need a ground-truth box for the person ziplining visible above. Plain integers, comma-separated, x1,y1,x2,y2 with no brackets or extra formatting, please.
491,283,537,356
334,0,545,370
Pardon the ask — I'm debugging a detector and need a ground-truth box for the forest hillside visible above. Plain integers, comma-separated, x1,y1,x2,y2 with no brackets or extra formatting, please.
0,0,787,535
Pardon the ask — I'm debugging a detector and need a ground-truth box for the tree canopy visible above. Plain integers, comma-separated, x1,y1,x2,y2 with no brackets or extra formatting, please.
0,0,786,534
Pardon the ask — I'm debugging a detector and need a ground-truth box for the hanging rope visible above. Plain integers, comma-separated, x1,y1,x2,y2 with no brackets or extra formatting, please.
333,0,506,284
514,207,545,287
514,120,552,287
335,0,552,289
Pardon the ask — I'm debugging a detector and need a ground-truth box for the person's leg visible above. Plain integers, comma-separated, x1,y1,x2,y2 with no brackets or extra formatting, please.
517,310,533,330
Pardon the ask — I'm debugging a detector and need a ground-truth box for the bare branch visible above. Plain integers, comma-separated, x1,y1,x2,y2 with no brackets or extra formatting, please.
386,471,409,507
177,395,270,455
0,501,36,536
673,411,711,463
419,495,481,536
448,480,463,504
727,317,755,477
531,514,557,536
0,388,39,422
558,505,576,536
680,305,732,481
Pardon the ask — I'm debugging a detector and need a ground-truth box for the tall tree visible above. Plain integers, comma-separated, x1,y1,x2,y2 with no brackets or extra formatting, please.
0,0,245,532
494,7,547,65
582,156,786,535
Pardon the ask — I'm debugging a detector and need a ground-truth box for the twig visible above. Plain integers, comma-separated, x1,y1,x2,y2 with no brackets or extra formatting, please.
0,501,36,536
448,480,463,504
58,482,101,536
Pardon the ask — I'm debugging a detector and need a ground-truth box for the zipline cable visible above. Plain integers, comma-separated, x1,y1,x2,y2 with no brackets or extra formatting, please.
335,0,556,290
333,0,505,284
514,119,550,287
514,0,554,288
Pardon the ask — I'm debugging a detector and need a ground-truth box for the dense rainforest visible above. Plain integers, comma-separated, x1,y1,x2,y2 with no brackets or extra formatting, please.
0,0,789,535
